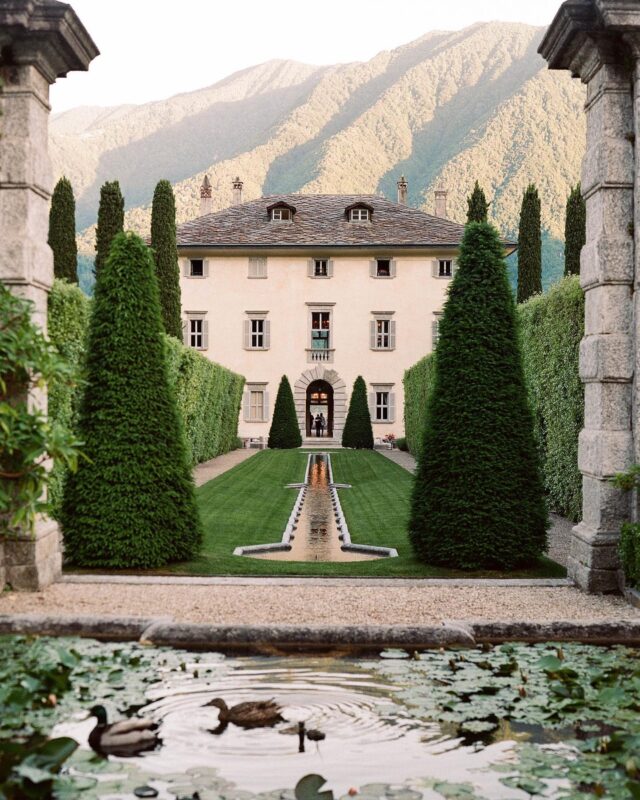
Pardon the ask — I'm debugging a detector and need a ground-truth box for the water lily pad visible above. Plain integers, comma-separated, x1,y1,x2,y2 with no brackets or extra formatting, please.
134,786,159,798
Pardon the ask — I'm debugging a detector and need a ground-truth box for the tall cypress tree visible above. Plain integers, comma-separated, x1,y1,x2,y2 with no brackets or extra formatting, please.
564,183,586,277
95,180,124,276
409,222,547,570
268,375,302,449
61,232,202,568
151,180,182,339
517,184,542,303
466,181,489,224
342,376,374,449
48,177,78,283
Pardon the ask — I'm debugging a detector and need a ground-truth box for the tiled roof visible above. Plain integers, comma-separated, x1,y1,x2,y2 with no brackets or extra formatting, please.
176,194,468,248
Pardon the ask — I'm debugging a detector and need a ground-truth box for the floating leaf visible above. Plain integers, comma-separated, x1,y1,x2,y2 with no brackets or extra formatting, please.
295,774,334,800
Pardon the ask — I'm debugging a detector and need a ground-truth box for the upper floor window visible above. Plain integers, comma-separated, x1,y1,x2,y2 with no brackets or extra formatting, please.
183,313,208,350
350,207,370,222
271,208,291,221
370,313,396,350
243,313,270,350
184,258,208,278
432,258,456,278
370,258,397,278
307,258,334,278
248,256,267,278
311,311,330,350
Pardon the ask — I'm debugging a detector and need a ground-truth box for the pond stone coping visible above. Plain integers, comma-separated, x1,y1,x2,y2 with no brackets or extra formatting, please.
2,614,640,650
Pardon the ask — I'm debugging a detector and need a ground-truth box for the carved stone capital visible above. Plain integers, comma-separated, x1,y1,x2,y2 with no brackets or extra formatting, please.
0,0,99,84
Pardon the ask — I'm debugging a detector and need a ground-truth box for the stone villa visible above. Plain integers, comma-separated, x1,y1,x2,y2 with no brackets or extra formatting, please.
176,178,466,443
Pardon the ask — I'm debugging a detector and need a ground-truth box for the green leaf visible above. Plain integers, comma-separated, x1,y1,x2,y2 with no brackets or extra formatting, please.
295,774,334,800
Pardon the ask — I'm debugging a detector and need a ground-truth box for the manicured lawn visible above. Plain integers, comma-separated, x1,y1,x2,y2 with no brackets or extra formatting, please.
160,449,565,578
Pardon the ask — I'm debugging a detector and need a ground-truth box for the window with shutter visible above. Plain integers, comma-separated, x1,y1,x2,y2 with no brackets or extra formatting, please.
244,314,269,349
371,313,395,350
185,313,207,349
248,257,267,278
245,383,268,422
438,259,453,278
370,383,395,423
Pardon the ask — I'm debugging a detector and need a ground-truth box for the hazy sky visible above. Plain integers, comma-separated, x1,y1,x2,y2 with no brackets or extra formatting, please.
50,0,565,113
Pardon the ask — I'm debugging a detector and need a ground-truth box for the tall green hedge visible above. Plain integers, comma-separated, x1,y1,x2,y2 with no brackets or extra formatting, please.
403,354,435,456
47,279,91,516
342,376,374,449
403,275,584,522
517,275,584,521
164,337,244,465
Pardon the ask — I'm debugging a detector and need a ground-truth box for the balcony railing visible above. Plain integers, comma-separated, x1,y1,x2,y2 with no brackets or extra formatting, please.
307,348,335,363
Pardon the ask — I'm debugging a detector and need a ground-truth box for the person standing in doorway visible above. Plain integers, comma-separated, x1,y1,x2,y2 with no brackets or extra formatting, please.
319,412,326,438
314,414,322,437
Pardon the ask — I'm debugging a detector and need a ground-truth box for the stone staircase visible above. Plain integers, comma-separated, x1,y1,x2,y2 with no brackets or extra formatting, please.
302,437,342,449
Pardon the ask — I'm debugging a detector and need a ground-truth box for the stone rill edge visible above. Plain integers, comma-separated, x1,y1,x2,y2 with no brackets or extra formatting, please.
2,614,640,651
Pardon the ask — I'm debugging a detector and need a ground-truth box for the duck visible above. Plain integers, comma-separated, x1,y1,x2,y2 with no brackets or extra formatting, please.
204,697,285,730
88,705,161,756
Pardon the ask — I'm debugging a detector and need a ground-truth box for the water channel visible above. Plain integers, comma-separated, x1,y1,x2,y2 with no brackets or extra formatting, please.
251,454,380,562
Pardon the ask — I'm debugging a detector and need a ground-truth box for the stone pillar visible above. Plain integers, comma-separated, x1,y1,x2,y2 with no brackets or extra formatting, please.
232,176,243,205
540,0,640,592
397,175,408,205
0,1,98,590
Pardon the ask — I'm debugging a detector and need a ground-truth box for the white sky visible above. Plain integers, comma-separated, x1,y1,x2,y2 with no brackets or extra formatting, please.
50,0,565,113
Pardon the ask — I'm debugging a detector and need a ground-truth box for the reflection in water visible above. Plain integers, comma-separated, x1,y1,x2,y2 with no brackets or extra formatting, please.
255,454,378,562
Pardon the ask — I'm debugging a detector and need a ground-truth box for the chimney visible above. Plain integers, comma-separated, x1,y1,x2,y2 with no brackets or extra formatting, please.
232,176,243,205
397,175,408,205
435,187,448,219
199,175,212,216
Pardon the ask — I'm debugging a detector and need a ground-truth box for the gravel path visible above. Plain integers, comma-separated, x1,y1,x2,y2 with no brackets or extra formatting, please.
193,449,257,487
0,582,636,625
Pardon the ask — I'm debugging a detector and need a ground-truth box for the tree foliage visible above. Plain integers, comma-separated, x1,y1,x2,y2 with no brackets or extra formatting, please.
564,183,586,277
466,181,489,223
403,354,435,456
268,375,302,449
61,233,202,568
94,181,124,276
0,283,81,537
342,376,374,449
150,180,182,339
517,184,542,303
409,222,547,570
48,177,78,283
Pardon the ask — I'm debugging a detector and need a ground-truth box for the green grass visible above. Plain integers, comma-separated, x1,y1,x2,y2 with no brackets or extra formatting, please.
67,449,565,578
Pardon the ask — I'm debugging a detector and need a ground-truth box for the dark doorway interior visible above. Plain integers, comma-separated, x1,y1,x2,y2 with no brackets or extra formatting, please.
306,380,334,437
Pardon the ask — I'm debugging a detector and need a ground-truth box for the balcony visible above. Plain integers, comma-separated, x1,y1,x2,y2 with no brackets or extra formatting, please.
307,348,335,363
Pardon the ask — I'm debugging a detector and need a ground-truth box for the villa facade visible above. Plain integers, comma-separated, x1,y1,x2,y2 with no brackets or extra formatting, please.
175,179,466,442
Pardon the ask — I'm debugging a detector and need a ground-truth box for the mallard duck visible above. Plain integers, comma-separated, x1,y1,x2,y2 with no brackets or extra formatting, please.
88,705,161,756
204,697,284,729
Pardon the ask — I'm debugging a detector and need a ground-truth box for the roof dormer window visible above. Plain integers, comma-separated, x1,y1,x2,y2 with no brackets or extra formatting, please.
345,202,373,223
267,201,296,222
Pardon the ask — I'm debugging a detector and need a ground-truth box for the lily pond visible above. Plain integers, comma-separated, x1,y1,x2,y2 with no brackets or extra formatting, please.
1,637,640,800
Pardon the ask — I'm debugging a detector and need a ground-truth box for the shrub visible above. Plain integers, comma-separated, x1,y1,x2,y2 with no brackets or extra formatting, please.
517,184,542,303
403,354,435,456
48,177,78,283
396,437,408,452
61,232,202,568
164,336,244,465
620,523,640,588
342,376,374,449
517,276,584,520
47,280,91,517
564,183,586,277
94,181,124,277
150,180,182,339
0,283,81,536
409,222,547,570
268,375,302,449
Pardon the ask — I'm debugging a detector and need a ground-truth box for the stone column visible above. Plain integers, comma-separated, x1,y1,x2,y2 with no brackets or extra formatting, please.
540,0,640,592
0,1,98,590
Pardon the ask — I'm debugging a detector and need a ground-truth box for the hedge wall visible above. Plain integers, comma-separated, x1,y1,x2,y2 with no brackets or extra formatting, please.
48,282,244,515
403,353,435,456
47,279,91,515
164,336,244,467
403,275,584,521
518,275,584,521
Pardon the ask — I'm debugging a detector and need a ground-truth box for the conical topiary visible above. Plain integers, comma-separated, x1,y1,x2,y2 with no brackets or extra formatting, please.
342,376,374,449
150,180,182,339
61,232,202,568
466,181,489,224
564,183,586,277
517,184,542,303
409,221,547,570
95,180,124,276
48,177,78,283
268,375,302,449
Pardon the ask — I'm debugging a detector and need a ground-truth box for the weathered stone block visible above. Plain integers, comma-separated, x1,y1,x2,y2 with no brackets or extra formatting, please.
584,188,634,240
580,237,634,288
584,381,632,429
580,333,634,380
578,428,634,477
582,138,634,192
571,521,621,566
3,519,61,591
568,556,621,593
584,285,633,335
582,474,632,531
586,89,635,147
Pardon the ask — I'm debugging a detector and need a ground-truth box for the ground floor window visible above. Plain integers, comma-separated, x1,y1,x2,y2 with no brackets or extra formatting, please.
370,384,396,423
244,383,269,422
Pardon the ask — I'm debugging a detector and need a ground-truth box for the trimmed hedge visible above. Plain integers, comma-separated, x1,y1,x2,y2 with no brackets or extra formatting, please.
47,279,91,516
403,275,584,522
164,337,245,465
403,354,435,457
518,276,584,521
268,375,302,449
342,376,374,449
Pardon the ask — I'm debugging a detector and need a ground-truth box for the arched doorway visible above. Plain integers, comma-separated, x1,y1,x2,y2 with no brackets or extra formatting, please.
307,380,333,437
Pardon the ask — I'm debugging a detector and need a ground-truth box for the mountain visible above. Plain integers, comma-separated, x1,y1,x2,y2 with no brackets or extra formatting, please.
50,21,586,286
